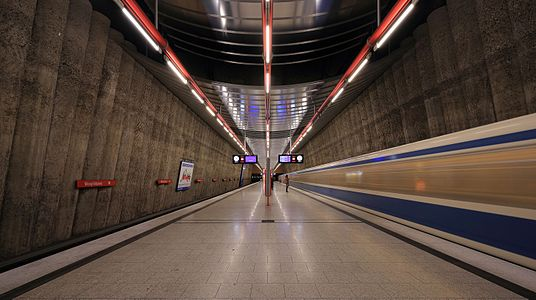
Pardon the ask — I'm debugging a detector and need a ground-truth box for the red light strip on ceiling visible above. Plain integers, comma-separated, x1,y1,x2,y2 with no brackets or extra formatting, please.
262,0,273,156
115,0,248,153
290,0,416,152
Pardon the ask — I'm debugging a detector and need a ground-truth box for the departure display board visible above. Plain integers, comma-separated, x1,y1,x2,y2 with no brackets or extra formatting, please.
278,154,304,164
232,154,258,164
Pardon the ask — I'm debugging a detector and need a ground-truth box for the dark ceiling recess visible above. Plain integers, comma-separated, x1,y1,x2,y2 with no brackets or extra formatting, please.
91,0,444,85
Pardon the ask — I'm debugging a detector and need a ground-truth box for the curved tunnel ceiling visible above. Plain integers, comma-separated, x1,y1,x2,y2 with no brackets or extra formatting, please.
92,0,444,169
144,0,394,85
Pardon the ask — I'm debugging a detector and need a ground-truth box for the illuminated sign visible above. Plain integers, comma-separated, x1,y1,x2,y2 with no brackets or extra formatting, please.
279,154,304,164
232,155,258,164
176,160,194,191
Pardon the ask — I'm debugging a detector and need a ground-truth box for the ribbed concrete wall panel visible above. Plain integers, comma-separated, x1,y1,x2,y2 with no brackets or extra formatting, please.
413,24,446,137
427,7,469,133
447,0,495,127
0,0,70,259
60,12,110,239
0,0,38,214
32,0,93,248
475,0,527,120
84,30,124,232
507,0,536,113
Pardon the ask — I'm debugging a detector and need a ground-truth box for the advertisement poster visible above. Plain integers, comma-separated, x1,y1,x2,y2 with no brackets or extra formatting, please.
176,160,194,191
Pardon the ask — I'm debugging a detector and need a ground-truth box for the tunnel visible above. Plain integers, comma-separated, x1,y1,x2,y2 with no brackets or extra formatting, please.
0,0,535,298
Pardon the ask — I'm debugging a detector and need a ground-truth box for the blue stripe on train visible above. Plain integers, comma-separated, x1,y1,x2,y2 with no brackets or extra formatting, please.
295,129,536,175
292,182,536,260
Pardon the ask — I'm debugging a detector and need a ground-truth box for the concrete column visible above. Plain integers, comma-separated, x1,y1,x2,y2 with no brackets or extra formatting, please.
401,45,430,142
413,24,446,137
106,62,144,226
474,0,527,120
362,90,379,151
382,70,406,148
54,11,110,240
367,85,385,150
84,30,124,231
356,96,371,154
140,79,166,215
134,75,157,216
446,0,495,127
32,0,93,248
0,0,38,215
165,95,183,210
348,101,365,156
428,6,469,133
124,71,154,219
507,0,536,113
0,0,70,258
98,50,135,227
154,90,174,212
392,53,413,144
168,99,188,207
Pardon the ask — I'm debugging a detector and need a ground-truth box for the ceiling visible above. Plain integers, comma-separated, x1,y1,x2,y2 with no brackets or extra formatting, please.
91,0,443,170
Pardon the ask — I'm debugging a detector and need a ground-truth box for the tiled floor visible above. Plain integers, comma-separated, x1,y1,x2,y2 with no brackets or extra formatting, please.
18,184,523,299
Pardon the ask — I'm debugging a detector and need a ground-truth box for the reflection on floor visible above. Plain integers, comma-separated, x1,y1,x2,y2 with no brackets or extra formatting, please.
19,184,521,299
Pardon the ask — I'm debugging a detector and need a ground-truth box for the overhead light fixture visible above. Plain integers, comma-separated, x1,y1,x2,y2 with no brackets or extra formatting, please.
331,87,344,103
192,89,204,104
166,60,187,84
265,25,271,63
265,72,270,93
307,126,312,133
217,118,223,126
206,106,216,117
348,58,369,83
375,3,415,50
121,7,160,52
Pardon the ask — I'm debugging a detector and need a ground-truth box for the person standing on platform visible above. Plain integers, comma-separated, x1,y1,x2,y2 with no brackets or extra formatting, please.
284,175,290,192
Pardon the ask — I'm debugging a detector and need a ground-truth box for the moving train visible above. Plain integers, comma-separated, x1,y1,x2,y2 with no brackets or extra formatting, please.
287,113,536,270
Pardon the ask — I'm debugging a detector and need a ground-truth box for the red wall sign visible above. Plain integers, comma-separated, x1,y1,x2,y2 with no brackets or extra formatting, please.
76,179,116,189
156,179,172,185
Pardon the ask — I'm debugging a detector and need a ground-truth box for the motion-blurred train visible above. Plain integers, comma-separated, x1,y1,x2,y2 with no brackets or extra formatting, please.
287,114,536,270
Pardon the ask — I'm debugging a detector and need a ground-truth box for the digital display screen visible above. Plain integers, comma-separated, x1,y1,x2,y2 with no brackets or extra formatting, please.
279,155,291,163
232,154,257,164
279,154,304,164
245,155,257,163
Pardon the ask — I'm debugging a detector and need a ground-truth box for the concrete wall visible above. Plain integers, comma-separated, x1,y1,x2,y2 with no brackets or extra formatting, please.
285,0,536,172
0,0,251,262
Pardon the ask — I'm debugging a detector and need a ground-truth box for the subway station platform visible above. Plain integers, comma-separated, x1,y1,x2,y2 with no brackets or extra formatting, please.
13,183,524,299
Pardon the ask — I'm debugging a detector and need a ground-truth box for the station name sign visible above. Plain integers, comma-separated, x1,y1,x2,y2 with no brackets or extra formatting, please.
278,154,304,164
232,155,257,164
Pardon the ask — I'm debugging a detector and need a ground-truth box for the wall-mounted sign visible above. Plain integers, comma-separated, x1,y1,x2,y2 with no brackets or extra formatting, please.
278,154,304,164
176,160,194,191
156,179,172,185
76,179,116,189
232,154,258,164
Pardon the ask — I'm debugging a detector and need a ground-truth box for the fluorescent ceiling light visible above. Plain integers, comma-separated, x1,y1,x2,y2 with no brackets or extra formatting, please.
206,106,216,117
217,118,223,126
331,87,344,103
375,3,415,50
166,60,187,84
122,8,160,52
192,89,204,103
265,72,270,93
348,58,369,83
265,25,271,63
